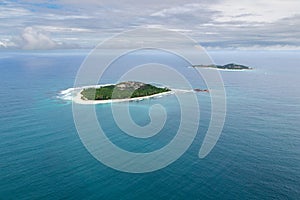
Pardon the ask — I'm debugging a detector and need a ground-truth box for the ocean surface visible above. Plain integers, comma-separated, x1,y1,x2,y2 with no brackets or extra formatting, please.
1,50,300,199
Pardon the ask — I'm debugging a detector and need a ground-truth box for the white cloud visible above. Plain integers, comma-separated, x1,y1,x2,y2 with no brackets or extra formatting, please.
238,45,300,51
209,0,300,23
0,38,18,48
19,27,59,49
0,0,300,50
206,44,300,51
5,27,75,50
151,4,203,17
0,41,8,48
41,13,93,20
34,25,93,33
0,7,31,18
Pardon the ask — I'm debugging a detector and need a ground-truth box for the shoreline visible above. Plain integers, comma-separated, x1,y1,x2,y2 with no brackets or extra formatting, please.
58,84,197,105
193,67,253,71
73,89,176,104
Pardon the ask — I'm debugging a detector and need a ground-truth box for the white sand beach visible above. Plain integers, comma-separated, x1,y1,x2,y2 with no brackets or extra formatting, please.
57,83,196,105
70,87,194,105
72,89,174,104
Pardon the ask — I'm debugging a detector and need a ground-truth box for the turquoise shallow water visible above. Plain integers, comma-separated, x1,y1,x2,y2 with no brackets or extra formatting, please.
0,50,300,199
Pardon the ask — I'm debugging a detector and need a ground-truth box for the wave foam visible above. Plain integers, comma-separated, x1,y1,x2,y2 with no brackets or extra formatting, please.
57,84,115,101
57,84,194,102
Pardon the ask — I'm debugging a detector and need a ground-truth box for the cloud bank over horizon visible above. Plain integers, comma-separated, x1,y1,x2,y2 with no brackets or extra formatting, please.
11,27,66,49
0,0,300,50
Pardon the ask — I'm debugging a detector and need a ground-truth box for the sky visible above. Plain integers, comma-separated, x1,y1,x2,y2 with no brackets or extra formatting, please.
0,0,299,50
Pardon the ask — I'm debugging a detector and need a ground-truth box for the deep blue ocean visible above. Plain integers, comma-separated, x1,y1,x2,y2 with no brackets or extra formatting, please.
1,50,300,199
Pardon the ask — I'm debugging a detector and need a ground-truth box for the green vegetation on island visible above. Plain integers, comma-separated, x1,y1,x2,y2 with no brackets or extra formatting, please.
81,81,171,100
193,63,252,70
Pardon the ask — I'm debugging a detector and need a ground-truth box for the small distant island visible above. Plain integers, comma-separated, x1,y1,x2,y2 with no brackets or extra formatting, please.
81,81,171,101
193,63,252,70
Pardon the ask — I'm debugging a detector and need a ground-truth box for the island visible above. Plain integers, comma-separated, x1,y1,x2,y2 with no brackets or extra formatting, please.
193,63,252,70
80,81,171,101
70,81,209,104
